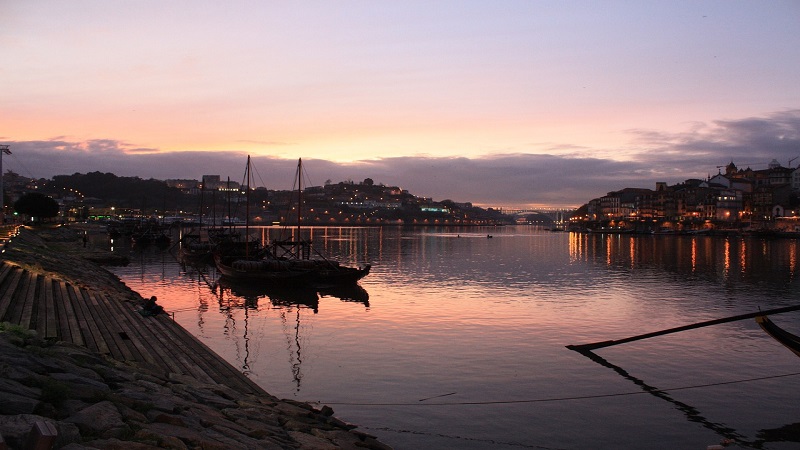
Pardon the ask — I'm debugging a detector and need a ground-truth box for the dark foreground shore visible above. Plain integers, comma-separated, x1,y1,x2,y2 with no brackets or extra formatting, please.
0,224,391,450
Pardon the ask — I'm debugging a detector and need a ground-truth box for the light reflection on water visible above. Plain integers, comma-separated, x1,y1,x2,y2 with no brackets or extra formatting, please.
108,226,800,449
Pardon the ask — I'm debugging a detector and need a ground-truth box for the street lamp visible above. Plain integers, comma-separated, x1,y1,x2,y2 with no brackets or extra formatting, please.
0,145,10,224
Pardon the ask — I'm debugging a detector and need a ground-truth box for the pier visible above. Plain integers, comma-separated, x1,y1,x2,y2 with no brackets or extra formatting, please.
0,260,264,395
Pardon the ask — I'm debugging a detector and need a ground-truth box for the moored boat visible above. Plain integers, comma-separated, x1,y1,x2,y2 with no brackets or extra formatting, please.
214,253,315,286
271,239,371,285
270,158,371,286
756,315,800,358
179,232,214,262
213,156,371,288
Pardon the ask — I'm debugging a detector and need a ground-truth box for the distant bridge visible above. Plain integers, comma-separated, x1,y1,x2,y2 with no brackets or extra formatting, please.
492,207,577,224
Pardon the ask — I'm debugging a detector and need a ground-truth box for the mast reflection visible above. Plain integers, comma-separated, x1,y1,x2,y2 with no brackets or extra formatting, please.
213,278,369,390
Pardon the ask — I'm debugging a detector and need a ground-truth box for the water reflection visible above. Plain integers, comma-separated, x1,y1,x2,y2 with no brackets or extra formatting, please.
107,226,800,449
217,279,321,312
319,284,370,306
574,348,753,448
568,233,800,297
212,271,370,388
757,422,800,446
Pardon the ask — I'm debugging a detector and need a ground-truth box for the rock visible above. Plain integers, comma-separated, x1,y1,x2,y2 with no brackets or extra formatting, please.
0,360,40,384
132,428,190,449
135,379,167,392
288,430,339,449
0,414,51,449
181,385,239,409
54,422,83,448
313,429,379,450
48,372,111,400
96,365,137,383
235,418,287,439
84,437,161,449
274,401,316,418
207,423,267,447
116,387,185,413
65,401,128,438
151,413,187,427
183,402,229,428
0,392,41,415
57,399,91,417
0,375,41,398
116,403,148,424
60,443,104,450
140,422,227,450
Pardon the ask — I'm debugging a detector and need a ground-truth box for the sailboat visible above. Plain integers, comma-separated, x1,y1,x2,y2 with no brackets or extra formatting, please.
270,158,371,286
214,156,314,286
179,185,215,262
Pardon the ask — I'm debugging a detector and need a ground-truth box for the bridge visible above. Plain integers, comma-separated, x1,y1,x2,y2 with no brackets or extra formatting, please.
492,207,577,225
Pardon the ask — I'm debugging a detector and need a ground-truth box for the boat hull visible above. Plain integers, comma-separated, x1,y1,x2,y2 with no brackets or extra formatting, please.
756,315,800,358
214,255,315,286
314,264,371,285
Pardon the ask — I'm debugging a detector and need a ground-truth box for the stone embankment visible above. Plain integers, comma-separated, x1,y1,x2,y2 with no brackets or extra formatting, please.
0,225,391,450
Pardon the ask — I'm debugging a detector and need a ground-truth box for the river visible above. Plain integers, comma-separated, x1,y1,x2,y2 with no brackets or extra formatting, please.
106,226,800,449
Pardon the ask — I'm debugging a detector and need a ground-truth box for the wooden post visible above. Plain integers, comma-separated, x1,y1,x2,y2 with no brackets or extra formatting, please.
24,421,58,450
567,304,800,352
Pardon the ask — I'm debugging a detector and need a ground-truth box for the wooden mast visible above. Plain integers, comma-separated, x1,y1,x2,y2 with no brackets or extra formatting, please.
245,155,251,258
297,158,302,246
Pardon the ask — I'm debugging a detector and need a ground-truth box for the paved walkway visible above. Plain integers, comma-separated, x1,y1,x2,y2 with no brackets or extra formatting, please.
0,258,265,396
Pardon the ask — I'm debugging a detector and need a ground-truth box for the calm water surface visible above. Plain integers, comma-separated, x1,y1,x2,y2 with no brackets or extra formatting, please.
107,226,800,449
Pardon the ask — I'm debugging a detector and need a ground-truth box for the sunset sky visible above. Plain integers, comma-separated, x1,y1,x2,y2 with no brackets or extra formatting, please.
2,1,800,208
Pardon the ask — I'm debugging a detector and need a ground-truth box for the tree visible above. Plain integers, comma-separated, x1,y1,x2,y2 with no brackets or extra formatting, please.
14,192,60,222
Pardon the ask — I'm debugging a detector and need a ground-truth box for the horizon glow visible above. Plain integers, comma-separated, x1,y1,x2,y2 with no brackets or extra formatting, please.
2,1,800,207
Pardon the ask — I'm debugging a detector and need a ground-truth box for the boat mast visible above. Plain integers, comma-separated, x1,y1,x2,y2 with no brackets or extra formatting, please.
297,158,302,243
245,155,251,257
226,177,232,231
198,182,204,230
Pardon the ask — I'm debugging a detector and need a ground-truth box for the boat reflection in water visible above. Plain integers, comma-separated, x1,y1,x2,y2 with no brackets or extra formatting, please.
213,278,368,391
215,279,370,312
318,283,369,306
216,278,321,312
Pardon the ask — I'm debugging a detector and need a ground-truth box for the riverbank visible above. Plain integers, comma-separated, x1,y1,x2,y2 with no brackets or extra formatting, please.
0,224,391,449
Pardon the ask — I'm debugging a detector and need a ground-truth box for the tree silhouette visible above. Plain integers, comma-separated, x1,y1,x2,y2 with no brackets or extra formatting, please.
14,192,60,222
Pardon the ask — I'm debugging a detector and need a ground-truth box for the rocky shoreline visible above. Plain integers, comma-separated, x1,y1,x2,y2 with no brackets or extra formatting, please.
0,225,391,450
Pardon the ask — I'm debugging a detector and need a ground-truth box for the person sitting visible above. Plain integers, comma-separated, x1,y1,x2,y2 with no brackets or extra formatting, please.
140,295,164,316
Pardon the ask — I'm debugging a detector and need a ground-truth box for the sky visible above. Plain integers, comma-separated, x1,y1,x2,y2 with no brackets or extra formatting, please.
2,1,800,208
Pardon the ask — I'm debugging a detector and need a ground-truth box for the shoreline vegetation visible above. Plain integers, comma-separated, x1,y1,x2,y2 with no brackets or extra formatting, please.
0,224,391,449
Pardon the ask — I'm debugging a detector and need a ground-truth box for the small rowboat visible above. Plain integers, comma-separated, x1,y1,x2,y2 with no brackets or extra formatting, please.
756,315,800,358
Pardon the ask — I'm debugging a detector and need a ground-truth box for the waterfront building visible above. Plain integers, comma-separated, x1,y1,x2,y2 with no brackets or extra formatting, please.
579,159,800,230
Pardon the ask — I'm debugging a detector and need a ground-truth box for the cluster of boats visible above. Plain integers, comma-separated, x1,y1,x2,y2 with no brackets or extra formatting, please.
180,157,370,290
108,218,172,246
210,234,370,287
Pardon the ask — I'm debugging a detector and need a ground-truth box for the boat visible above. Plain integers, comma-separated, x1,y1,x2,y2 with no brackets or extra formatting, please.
270,158,371,286
213,157,370,287
214,253,315,285
179,231,214,262
131,223,171,247
212,156,316,287
756,315,800,358
179,184,215,262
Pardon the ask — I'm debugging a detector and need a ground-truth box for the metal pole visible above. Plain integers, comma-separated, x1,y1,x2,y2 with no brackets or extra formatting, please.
0,145,10,224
